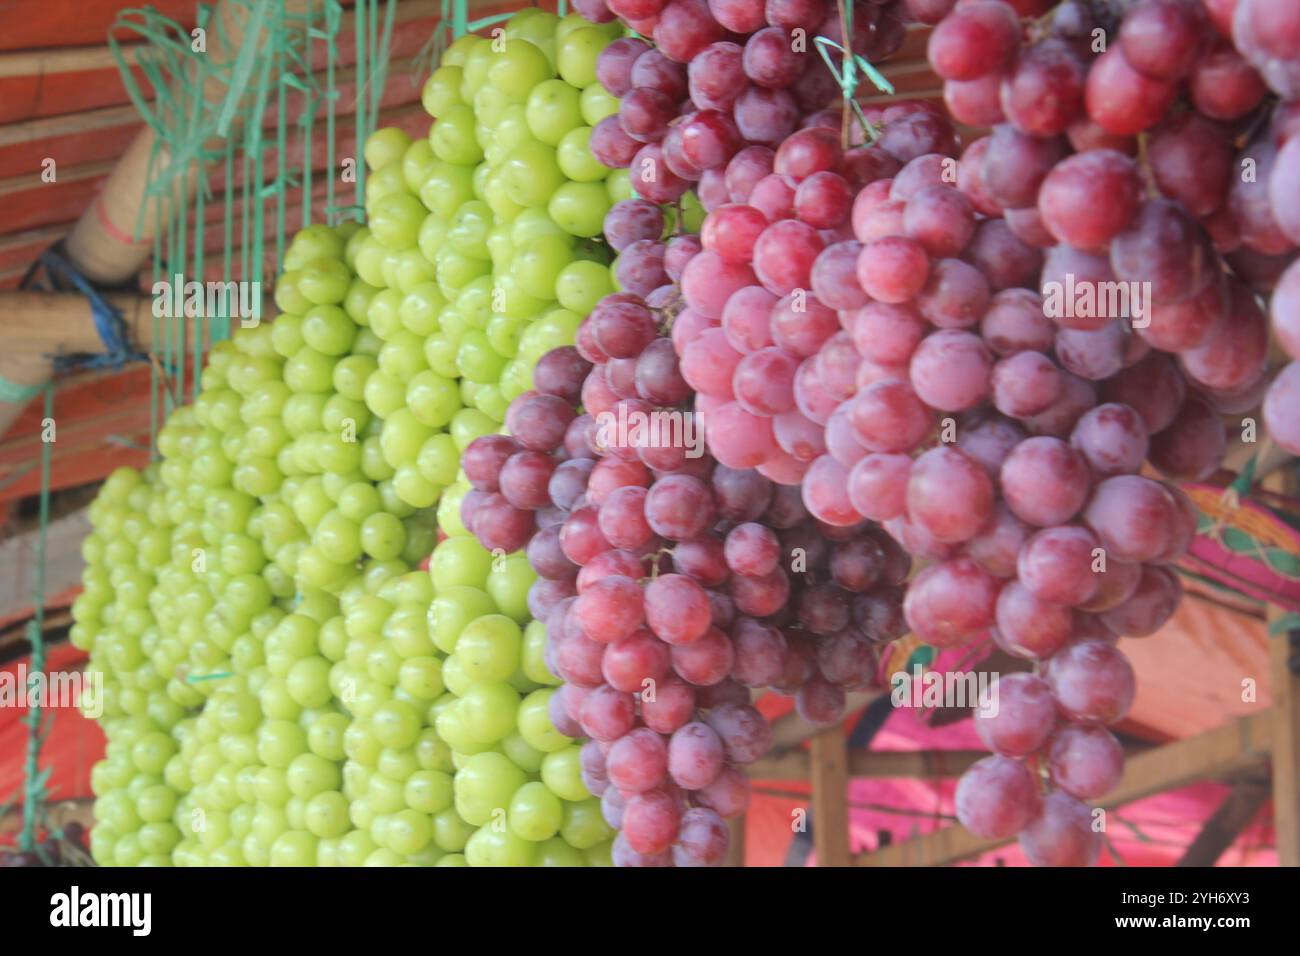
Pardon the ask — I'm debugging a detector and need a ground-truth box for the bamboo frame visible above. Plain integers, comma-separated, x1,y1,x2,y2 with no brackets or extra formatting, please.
1266,467,1300,865
853,711,1274,866
1177,780,1271,867
810,725,852,866
768,690,880,752
750,747,986,781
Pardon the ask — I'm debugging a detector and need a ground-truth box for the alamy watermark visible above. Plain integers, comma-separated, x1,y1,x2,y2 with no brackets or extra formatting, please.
0,665,103,719
594,405,705,459
890,665,999,717
151,274,262,327
50,886,151,936
1042,273,1151,328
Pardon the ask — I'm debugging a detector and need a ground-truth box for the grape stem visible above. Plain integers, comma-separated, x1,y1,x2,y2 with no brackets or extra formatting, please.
1134,132,1159,199
811,2,893,149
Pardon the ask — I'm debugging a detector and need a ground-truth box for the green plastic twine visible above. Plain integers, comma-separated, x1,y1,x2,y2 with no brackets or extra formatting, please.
1230,451,1260,499
812,0,895,145
451,0,468,41
1270,612,1300,637
104,0,382,433
19,384,55,860
0,374,44,405
355,0,368,207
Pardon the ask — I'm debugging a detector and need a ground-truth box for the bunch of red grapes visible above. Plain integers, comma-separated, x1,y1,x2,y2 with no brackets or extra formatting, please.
899,0,1300,862
548,0,1299,865
462,322,912,865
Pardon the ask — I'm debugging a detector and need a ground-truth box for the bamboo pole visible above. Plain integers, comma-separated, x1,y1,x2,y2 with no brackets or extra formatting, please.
1176,780,1270,867
0,292,155,354
1266,465,1300,866
62,0,308,284
0,292,153,437
1,0,307,433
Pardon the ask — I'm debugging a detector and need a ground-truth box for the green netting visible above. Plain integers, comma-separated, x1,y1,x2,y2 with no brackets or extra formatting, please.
18,385,55,858
107,0,405,431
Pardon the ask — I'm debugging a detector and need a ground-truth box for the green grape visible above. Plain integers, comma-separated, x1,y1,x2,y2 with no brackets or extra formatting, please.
606,167,634,204
579,83,620,126
298,259,353,306
508,781,563,841
455,615,521,683
402,139,437,195
548,181,610,238
501,142,568,208
512,234,573,300
536,837,587,867
486,314,527,359
557,126,609,182
429,105,483,165
525,79,583,146
405,370,461,429
453,751,526,827
421,65,464,119
555,259,613,314
369,193,427,251
556,27,607,88
393,248,437,293
455,329,508,384
540,745,589,802
459,681,520,743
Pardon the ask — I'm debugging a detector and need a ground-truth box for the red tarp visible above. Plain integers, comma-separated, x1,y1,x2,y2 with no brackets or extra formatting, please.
0,643,103,823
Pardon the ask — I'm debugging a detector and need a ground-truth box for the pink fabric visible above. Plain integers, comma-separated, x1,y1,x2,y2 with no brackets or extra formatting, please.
746,698,1277,867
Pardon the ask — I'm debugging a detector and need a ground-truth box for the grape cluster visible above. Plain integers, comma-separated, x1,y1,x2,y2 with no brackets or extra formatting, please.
889,0,1300,864
928,0,1300,455
461,330,912,865
578,0,1299,867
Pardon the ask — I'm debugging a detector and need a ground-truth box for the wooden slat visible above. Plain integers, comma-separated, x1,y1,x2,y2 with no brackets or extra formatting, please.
1177,780,1271,867
854,711,1275,866
809,724,851,866
1271,632,1300,864
769,690,880,752
0,45,147,78
1267,466,1300,866
0,104,142,150
0,53,428,183
0,0,199,52
0,0,439,78
750,748,986,781
0,160,116,198
725,816,746,867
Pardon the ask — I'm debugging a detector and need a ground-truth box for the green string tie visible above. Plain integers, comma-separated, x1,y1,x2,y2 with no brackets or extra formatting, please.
812,2,896,145
0,373,43,405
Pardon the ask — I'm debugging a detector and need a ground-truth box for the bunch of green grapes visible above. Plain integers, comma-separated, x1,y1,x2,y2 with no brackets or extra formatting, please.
74,8,632,867
352,7,629,511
